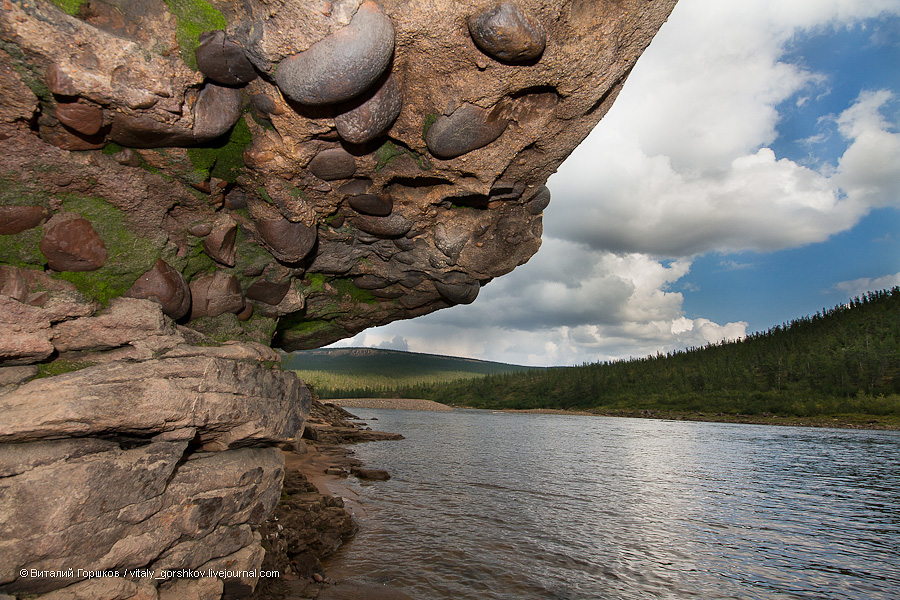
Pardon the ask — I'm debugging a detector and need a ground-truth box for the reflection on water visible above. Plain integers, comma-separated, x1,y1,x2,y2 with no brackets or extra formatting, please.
324,410,900,600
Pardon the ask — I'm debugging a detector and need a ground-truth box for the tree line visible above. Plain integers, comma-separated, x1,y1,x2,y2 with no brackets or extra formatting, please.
317,287,900,419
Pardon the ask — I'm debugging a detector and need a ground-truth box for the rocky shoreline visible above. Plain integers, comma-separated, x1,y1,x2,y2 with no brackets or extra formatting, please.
249,399,412,600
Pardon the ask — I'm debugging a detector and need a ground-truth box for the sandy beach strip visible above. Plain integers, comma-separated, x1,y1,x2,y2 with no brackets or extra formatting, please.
325,397,454,411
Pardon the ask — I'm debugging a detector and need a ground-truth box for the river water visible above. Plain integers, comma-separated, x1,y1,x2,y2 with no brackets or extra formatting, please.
323,409,900,600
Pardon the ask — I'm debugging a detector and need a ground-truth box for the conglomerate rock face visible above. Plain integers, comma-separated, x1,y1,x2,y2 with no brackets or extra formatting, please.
0,1,676,597
0,0,676,351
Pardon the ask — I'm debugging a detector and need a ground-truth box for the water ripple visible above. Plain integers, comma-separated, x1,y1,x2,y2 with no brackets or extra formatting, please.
325,410,900,600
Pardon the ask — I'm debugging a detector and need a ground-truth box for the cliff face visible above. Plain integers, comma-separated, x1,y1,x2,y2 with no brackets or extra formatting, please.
0,0,676,598
0,0,676,351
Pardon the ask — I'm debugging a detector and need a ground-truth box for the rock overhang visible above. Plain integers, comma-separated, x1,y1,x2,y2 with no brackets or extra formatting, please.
0,0,678,351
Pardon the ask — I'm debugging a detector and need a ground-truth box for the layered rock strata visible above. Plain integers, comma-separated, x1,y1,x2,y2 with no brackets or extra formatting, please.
0,296,310,599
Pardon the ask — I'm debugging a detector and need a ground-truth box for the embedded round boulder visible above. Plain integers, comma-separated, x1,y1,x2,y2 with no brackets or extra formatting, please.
39,213,107,272
434,274,480,305
55,101,103,136
0,206,51,235
348,193,392,217
274,1,395,106
338,179,372,196
256,218,318,264
468,3,546,62
195,30,258,85
334,73,402,144
425,103,509,159
351,213,412,238
189,271,245,319
250,94,277,116
309,148,357,181
246,279,291,305
192,83,245,141
109,83,242,148
525,185,551,214
125,259,191,319
203,217,238,267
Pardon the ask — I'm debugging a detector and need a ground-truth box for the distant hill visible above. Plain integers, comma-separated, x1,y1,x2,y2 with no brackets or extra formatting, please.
283,347,536,397
339,288,900,425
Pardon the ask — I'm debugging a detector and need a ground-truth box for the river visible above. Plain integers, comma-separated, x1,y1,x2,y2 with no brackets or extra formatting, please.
323,409,900,600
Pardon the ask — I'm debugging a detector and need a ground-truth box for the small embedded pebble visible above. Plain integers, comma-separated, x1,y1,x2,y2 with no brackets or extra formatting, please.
309,148,357,180
425,102,509,159
256,218,318,263
195,30,258,85
334,73,402,144
348,193,392,217
125,259,191,319
526,185,551,214
236,302,254,321
338,178,372,196
192,83,244,141
468,2,546,62
189,271,244,319
202,217,237,267
39,213,107,272
246,278,292,305
274,1,395,105
112,147,143,168
55,101,103,136
250,93,277,115
0,205,51,235
351,213,412,238
188,222,213,237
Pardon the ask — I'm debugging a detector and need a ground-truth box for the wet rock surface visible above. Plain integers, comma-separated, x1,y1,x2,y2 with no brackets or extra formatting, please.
250,399,406,600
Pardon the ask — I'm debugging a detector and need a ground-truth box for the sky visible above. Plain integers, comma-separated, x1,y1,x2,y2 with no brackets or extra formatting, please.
327,0,900,367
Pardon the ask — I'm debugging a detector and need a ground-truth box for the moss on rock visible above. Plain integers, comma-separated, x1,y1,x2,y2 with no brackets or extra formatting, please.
0,227,46,268
163,0,228,71
187,116,253,184
53,195,165,305
189,311,277,345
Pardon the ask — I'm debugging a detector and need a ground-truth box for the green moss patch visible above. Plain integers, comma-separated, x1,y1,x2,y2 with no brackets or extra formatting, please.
331,277,377,304
163,0,228,71
53,195,165,305
189,311,277,345
273,315,344,350
36,359,95,379
187,116,253,183
374,140,431,172
0,228,46,268
48,0,87,16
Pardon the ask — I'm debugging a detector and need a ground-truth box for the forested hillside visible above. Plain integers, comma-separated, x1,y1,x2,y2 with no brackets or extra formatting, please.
283,347,532,396
370,288,900,419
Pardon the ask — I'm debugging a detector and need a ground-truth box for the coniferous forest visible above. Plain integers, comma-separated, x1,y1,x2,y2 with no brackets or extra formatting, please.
318,288,900,423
